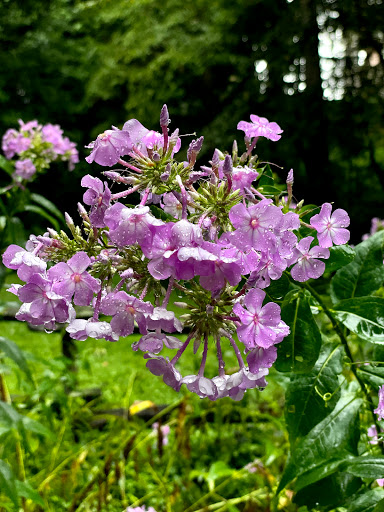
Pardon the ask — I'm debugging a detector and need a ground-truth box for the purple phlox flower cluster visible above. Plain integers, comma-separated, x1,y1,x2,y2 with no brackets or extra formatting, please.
1,119,79,179
374,385,384,421
2,107,354,402
310,203,350,248
237,114,283,142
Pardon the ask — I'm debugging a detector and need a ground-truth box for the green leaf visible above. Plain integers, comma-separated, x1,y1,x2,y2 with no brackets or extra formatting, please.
293,458,348,491
29,193,65,222
0,337,34,384
24,204,61,231
347,489,384,512
257,164,273,188
341,456,384,479
15,480,44,506
357,365,384,388
0,401,22,430
265,273,290,302
5,217,26,246
331,231,384,303
0,155,15,177
294,472,362,509
275,290,322,373
285,343,344,445
277,394,362,494
0,460,18,506
332,297,384,344
0,402,52,439
258,184,282,197
325,245,355,273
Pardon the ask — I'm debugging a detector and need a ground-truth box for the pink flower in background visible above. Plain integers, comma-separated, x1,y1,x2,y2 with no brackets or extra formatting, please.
374,385,384,420
14,159,36,180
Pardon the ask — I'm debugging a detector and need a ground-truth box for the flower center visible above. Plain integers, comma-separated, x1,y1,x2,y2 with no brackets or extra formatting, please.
251,218,259,229
126,306,136,315
72,273,82,283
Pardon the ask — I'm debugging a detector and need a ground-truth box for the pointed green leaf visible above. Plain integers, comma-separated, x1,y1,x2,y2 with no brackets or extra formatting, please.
24,204,61,231
348,489,384,512
0,337,33,383
0,460,18,506
15,480,44,506
325,245,355,273
357,365,384,388
342,456,384,479
293,458,348,491
275,290,322,373
277,394,362,494
0,401,22,430
331,231,384,303
332,298,384,344
30,193,65,222
285,344,344,445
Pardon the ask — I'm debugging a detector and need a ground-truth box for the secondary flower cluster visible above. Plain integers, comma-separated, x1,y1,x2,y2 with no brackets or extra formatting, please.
1,119,79,182
2,106,351,401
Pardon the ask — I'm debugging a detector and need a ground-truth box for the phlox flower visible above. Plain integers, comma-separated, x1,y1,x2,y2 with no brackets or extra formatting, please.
104,204,163,249
288,236,330,282
81,174,111,227
14,159,36,180
237,114,283,142
17,273,73,327
100,291,153,336
233,288,289,349
86,128,132,166
2,244,47,281
48,252,100,306
229,199,283,252
66,318,118,342
310,203,350,248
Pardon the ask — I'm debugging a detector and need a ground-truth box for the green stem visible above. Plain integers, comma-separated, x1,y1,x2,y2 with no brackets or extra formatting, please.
303,281,384,445
0,371,27,508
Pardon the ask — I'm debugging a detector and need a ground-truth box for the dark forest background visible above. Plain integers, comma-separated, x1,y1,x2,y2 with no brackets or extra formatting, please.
1,0,383,242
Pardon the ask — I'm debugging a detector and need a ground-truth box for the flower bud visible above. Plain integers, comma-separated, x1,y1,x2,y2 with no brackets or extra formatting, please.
160,104,169,128
47,227,59,238
222,155,233,177
77,202,90,222
187,136,204,165
153,152,161,162
286,169,294,185
168,128,179,149
65,212,74,229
